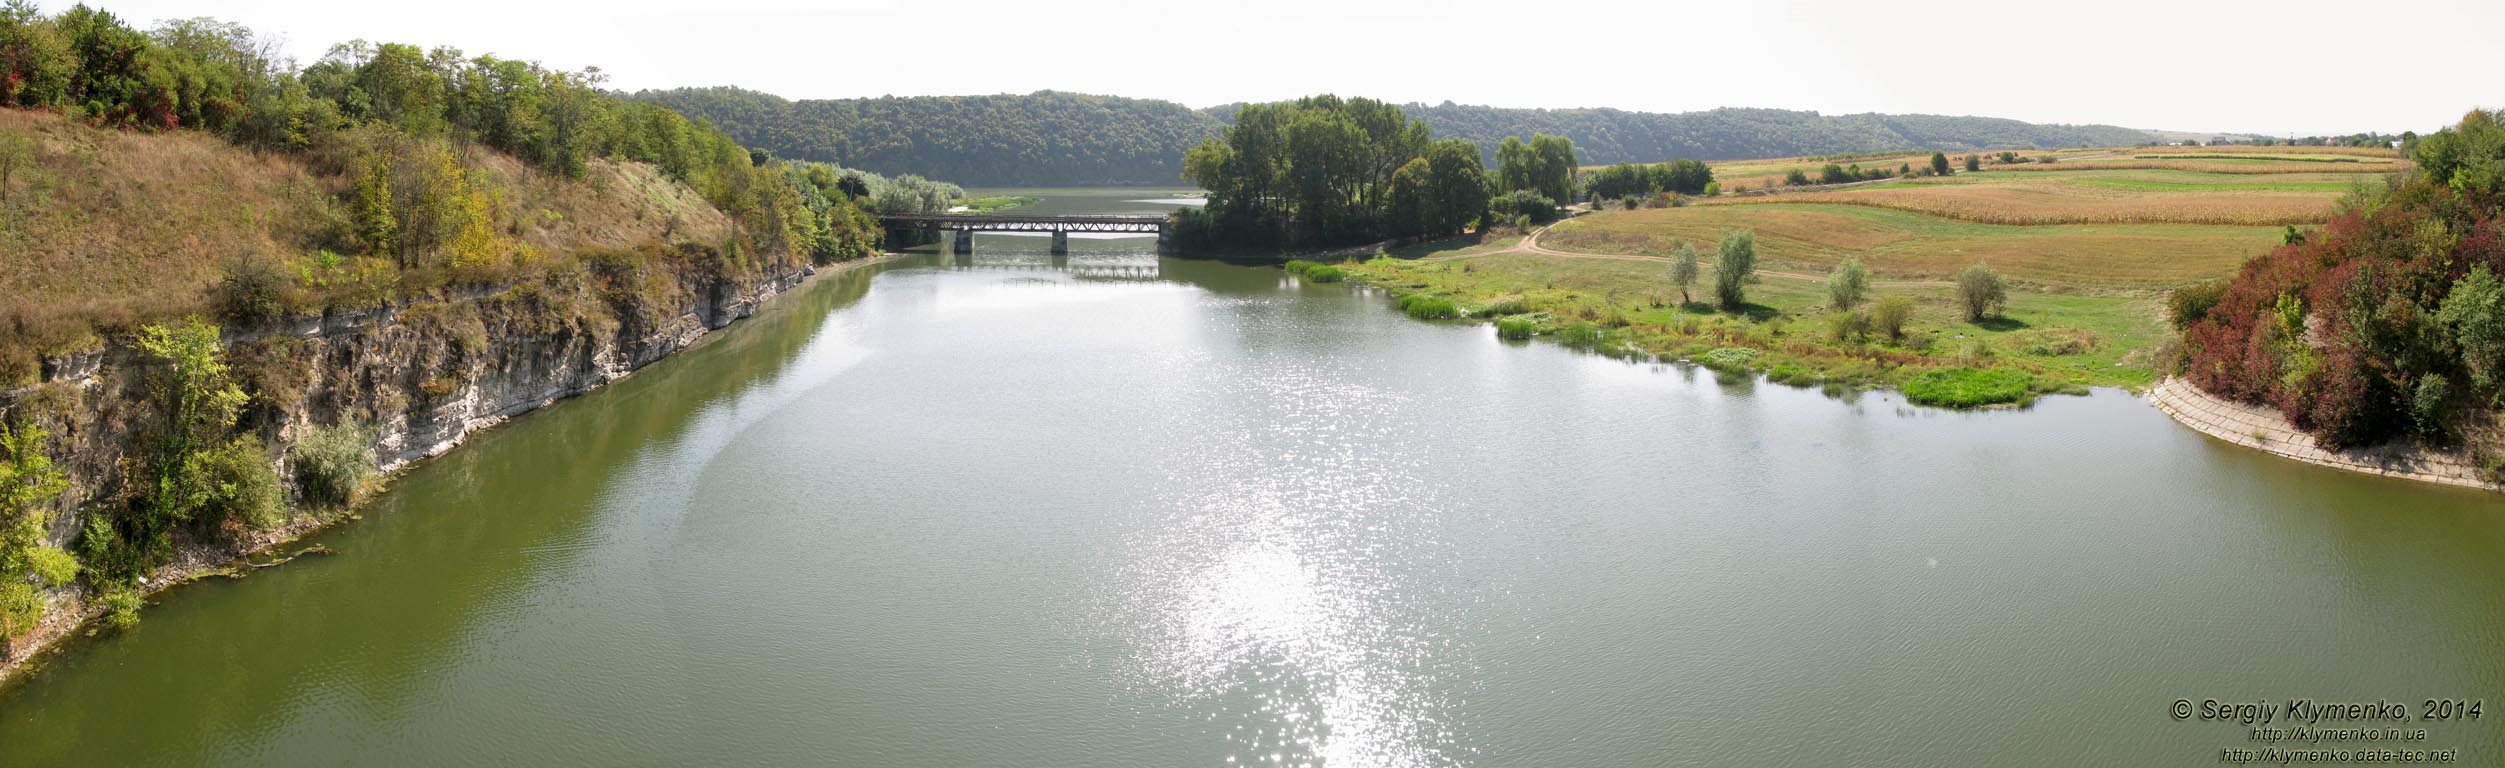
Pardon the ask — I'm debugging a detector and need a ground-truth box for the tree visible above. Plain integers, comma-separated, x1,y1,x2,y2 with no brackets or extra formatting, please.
1955,263,2008,321
1528,134,1577,205
1714,229,1757,309
1826,258,1870,310
1669,240,1700,304
1783,168,1810,186
1496,135,1533,194
1930,151,1951,176
1963,154,1981,172
352,151,398,259
2438,266,2505,397
1,420,75,639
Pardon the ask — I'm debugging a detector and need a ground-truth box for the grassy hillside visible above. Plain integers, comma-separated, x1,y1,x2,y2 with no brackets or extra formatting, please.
640,87,2180,186
1329,144,2398,398
0,111,733,352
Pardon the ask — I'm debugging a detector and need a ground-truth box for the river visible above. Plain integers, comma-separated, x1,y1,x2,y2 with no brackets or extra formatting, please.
1,189,2497,766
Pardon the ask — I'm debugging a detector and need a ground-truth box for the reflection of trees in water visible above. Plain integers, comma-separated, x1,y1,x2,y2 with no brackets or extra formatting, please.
0,263,895,764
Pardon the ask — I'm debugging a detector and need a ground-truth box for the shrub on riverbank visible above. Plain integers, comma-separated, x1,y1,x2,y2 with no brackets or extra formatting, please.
290,422,374,509
1302,265,1346,283
1903,367,2033,407
1495,317,1539,340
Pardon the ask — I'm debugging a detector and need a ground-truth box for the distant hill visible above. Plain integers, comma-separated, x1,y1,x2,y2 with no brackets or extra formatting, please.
630,87,1219,187
637,88,2167,186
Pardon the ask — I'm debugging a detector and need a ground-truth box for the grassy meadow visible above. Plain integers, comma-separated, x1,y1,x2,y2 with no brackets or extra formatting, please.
1332,143,2399,403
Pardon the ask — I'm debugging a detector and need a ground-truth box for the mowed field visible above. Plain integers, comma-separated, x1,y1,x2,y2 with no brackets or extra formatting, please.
1546,145,2397,289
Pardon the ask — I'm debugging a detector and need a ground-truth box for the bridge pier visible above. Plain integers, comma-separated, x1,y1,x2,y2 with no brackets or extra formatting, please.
1156,224,1176,256
953,228,973,255
1050,230,1069,256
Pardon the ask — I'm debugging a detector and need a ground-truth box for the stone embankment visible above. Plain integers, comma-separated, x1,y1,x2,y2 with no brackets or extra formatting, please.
2150,377,2496,491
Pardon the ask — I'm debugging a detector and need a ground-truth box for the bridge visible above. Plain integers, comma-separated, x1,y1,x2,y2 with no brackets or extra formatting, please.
878,213,1174,255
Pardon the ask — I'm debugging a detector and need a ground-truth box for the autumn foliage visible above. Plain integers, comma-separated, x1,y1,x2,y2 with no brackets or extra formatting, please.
2178,110,2505,450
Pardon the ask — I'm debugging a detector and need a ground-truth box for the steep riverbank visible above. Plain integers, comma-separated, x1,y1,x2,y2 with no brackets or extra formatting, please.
2150,377,2498,491
0,252,900,686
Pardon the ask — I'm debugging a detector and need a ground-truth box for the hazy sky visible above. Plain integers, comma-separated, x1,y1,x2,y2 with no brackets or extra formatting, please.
73,0,2499,136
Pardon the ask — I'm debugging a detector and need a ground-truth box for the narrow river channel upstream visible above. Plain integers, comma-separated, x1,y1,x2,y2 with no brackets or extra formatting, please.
2,189,2499,767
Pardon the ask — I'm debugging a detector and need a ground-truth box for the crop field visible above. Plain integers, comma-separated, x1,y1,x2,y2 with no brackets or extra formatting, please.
1538,204,2286,288
1699,169,2363,226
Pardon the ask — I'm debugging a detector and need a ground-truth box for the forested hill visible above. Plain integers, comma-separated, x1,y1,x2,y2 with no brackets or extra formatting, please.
638,87,2163,186
1389,104,2159,166
630,87,1221,186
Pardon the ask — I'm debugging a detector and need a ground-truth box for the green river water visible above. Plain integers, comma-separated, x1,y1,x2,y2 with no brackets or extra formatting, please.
0,189,2498,766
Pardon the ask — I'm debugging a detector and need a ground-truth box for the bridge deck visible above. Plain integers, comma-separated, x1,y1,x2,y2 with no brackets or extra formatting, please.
879,213,1167,233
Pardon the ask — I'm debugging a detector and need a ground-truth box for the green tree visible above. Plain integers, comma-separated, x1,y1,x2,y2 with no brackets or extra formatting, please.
1528,134,1577,204
1963,154,1981,172
1496,135,1533,194
1669,240,1700,304
2438,266,2505,397
1826,257,1870,310
1955,263,2008,321
86,320,251,582
352,151,399,259
1714,229,1757,309
0,1,74,110
1930,151,1950,176
1,420,75,639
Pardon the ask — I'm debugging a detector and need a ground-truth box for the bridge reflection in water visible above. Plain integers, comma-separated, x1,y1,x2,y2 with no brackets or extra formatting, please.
945,248,1165,281
880,212,1174,256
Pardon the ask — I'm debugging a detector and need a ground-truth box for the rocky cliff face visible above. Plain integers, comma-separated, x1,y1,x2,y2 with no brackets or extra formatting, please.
0,254,827,673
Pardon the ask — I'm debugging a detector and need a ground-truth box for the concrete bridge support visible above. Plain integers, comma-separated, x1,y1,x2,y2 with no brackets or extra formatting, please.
1050,230,1069,256
953,229,974,255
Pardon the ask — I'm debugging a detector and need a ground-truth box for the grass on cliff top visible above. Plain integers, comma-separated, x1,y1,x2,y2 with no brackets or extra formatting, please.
1338,251,2164,394
0,110,742,383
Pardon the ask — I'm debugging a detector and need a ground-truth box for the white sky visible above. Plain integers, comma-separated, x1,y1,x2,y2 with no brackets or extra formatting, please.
71,0,2500,136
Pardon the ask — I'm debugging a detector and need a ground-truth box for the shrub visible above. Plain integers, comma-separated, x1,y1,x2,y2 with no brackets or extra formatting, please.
1495,316,1537,340
1903,367,2033,407
99,588,141,630
1490,190,1559,224
1826,257,1870,310
1301,265,1345,283
2412,374,2452,440
1696,346,1758,372
216,260,294,325
1872,295,1915,342
1825,309,1871,343
1557,323,1604,350
1475,298,1528,317
198,438,287,534
1955,263,2008,321
2168,280,2229,330
1283,259,1321,275
1398,294,1460,320
290,422,373,509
